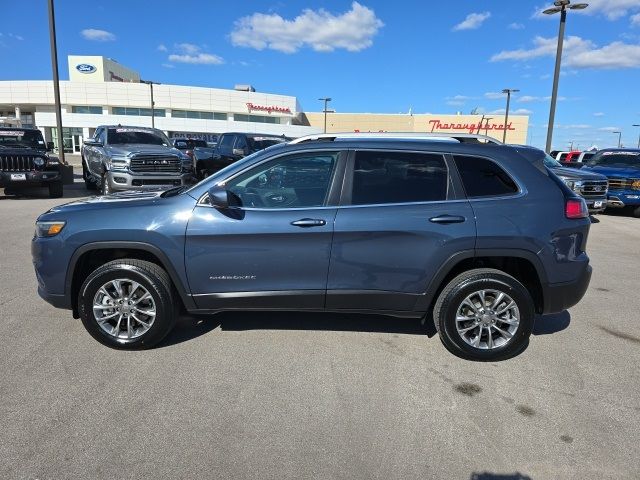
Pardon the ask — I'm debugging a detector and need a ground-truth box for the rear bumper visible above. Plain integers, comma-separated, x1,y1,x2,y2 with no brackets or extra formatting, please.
37,286,71,310
0,170,61,187
542,264,592,315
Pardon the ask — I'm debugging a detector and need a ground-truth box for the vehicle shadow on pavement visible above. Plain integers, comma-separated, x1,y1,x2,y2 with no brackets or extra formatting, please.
470,472,532,480
159,311,429,348
0,183,90,201
532,310,571,335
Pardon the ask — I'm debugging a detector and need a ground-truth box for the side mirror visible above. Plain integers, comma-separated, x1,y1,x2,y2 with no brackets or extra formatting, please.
207,185,229,209
46,141,54,152
232,148,246,156
84,139,102,147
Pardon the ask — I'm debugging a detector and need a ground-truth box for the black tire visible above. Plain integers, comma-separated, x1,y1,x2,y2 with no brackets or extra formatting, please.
78,259,179,349
632,206,640,218
83,160,98,191
100,172,111,196
433,268,534,361
48,181,63,198
196,161,209,180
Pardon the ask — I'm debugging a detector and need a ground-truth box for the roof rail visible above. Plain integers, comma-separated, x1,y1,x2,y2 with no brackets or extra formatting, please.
289,132,503,145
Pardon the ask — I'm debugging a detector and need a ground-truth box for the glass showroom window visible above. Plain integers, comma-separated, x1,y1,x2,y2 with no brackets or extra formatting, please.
71,106,103,114
171,110,227,120
112,107,166,117
234,114,280,124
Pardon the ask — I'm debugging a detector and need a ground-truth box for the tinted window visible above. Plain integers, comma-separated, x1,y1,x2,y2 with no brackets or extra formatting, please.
588,151,640,168
107,128,170,146
0,129,45,148
581,152,595,161
225,152,339,208
219,135,235,148
351,151,447,205
558,153,568,161
453,155,518,198
247,136,286,152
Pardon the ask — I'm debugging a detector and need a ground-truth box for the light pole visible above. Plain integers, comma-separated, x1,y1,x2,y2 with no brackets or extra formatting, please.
613,131,622,148
633,124,640,148
141,80,160,128
502,88,519,143
543,0,589,153
318,97,332,133
47,0,65,164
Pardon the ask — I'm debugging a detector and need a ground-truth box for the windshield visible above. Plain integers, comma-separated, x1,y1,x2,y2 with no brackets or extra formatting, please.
0,129,45,149
248,137,286,152
174,139,208,149
543,154,562,168
588,151,640,168
107,128,171,146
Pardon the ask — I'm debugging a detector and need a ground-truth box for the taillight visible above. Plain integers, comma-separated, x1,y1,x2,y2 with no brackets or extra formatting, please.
565,198,588,219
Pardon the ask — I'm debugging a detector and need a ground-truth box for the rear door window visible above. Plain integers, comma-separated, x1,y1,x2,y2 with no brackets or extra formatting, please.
350,151,448,205
453,155,518,198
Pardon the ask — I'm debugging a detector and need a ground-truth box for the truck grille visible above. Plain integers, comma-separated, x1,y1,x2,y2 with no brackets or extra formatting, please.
578,180,608,198
0,155,36,172
129,155,181,173
607,178,640,191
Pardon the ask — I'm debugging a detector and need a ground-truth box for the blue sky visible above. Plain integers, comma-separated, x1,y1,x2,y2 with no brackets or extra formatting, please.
1,0,640,150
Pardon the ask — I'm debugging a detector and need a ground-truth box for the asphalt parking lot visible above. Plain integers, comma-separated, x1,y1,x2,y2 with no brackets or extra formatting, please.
1,175,639,480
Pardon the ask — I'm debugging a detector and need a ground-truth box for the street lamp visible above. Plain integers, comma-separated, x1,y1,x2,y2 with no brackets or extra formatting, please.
318,97,332,133
141,80,161,128
633,124,640,148
543,0,589,153
47,0,65,164
612,131,622,148
501,88,519,143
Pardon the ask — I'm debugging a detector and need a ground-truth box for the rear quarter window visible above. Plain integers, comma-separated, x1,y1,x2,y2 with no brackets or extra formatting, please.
453,155,519,198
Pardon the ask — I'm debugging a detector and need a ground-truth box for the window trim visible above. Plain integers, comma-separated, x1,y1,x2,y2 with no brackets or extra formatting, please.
338,148,452,208
450,152,525,201
197,149,347,211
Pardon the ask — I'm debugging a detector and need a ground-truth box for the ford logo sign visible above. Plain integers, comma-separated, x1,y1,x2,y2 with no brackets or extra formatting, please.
76,64,97,74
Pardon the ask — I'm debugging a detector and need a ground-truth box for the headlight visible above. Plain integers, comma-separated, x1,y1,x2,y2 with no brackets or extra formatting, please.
35,221,66,237
109,157,129,171
561,178,582,191
33,157,45,167
632,180,640,190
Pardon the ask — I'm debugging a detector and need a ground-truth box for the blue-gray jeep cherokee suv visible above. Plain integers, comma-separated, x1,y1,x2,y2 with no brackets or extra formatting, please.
32,136,592,360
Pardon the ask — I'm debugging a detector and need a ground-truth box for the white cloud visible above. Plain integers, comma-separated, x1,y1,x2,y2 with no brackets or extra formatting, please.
175,43,200,55
166,43,224,65
489,108,532,115
445,94,473,106
599,126,621,132
508,22,525,30
161,63,175,68
632,13,640,25
453,12,491,31
484,91,505,99
593,112,605,117
230,2,383,53
157,44,168,52
168,53,224,65
517,95,567,103
81,28,116,42
492,35,640,69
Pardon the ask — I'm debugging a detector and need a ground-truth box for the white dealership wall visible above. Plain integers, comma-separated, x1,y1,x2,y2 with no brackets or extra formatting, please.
0,79,318,149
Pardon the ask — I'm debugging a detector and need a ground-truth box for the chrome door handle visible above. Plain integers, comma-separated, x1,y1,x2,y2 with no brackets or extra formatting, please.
429,215,466,224
291,218,327,227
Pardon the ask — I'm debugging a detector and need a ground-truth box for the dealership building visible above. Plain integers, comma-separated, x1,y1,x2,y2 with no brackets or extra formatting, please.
0,55,318,153
0,55,529,152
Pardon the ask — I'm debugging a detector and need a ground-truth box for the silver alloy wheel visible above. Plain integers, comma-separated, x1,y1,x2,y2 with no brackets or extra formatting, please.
92,278,156,340
455,289,520,350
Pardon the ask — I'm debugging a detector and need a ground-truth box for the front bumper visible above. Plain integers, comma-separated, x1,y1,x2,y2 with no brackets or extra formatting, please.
542,264,592,315
0,170,61,188
106,170,195,191
606,191,640,208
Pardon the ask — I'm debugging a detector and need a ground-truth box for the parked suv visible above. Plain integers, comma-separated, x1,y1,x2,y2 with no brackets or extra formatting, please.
513,146,608,213
0,127,63,198
195,132,287,178
82,126,194,194
33,134,592,360
580,148,640,217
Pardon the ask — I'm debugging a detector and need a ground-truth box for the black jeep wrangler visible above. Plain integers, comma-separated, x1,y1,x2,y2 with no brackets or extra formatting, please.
0,127,63,198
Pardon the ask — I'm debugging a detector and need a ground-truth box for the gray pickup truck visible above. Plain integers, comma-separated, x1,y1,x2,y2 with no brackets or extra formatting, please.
82,125,194,194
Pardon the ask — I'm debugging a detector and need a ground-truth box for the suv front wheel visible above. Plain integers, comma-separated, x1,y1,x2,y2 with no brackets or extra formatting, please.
78,259,178,349
433,268,534,361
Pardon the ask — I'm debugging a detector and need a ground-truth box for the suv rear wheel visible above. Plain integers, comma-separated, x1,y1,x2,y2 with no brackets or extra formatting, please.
78,259,178,349
433,268,534,361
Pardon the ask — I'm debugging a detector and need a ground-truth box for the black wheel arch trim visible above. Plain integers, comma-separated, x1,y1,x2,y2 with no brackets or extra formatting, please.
66,241,196,311
414,248,549,311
